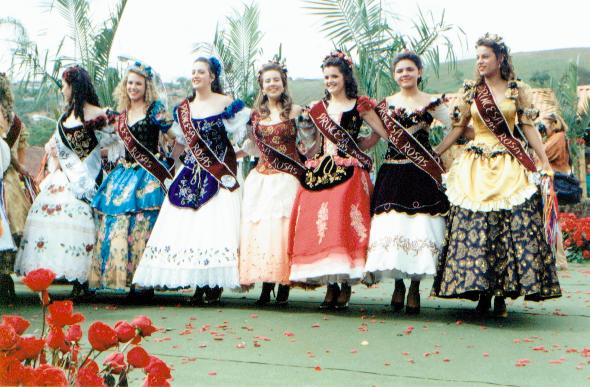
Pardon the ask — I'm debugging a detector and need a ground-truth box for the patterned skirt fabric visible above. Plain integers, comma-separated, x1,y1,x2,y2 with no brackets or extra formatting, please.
431,194,561,301
0,183,17,261
14,170,95,282
239,169,299,285
89,163,165,290
132,187,241,289
3,166,32,236
288,167,372,285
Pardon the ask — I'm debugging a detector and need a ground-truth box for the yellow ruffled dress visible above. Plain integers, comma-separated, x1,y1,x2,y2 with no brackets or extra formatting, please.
432,81,561,301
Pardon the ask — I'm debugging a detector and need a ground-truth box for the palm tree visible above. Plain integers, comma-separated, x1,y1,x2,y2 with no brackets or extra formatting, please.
192,2,263,105
1,0,128,108
303,0,463,171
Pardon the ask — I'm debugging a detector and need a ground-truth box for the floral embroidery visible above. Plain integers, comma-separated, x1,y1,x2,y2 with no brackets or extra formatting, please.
360,172,369,196
316,202,329,244
350,204,367,243
370,234,440,257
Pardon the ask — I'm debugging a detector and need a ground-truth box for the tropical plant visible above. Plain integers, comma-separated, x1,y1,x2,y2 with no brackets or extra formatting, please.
551,62,590,177
1,0,128,108
192,2,263,105
303,0,464,172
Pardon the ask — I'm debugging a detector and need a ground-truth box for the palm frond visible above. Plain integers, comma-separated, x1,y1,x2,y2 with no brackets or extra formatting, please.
46,0,94,63
92,0,128,82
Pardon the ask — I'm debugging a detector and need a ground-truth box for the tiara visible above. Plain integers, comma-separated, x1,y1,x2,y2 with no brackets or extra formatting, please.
479,33,509,52
127,60,153,80
324,50,353,68
258,59,288,76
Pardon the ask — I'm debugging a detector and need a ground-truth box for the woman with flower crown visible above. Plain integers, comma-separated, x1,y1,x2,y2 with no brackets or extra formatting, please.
432,34,561,317
89,61,172,297
239,60,314,306
133,56,250,305
15,65,120,296
364,51,451,315
0,72,32,304
288,51,389,310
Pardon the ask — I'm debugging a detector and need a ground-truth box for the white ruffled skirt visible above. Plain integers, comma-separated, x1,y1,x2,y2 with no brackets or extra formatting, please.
14,170,95,282
133,187,241,289
365,210,445,281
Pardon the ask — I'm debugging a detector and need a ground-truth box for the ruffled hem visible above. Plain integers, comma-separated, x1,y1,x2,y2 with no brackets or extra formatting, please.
133,265,240,289
444,176,538,212
289,251,365,285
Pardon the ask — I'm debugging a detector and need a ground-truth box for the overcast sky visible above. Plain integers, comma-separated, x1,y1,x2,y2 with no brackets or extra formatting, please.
1,0,589,82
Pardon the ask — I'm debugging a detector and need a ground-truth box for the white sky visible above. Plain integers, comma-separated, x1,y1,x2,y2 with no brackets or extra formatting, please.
1,0,590,82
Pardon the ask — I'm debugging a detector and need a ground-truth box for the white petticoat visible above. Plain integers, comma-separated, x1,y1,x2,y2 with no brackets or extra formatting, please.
133,187,241,289
239,169,299,285
14,170,96,282
365,210,445,280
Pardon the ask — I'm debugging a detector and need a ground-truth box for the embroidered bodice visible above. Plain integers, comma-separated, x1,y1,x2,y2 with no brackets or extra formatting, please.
254,119,302,173
319,101,363,159
59,114,108,159
123,101,171,162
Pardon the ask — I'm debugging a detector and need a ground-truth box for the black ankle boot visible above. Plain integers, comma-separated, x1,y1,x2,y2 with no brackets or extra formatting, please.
319,283,340,310
276,285,290,306
255,282,274,306
0,274,15,305
188,286,206,306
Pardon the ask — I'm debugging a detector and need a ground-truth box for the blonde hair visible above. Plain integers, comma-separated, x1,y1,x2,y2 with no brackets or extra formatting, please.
113,70,159,112
544,112,568,133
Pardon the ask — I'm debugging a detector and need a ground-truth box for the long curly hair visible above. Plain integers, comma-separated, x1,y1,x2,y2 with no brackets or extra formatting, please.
189,57,223,101
254,62,293,121
321,53,358,100
113,69,159,112
62,65,101,122
392,51,424,85
0,72,15,125
475,33,516,84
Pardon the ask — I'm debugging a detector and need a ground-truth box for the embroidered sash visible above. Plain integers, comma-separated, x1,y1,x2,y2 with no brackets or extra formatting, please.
251,112,306,179
5,114,22,148
116,110,173,189
308,100,372,171
57,114,99,160
176,99,239,191
474,82,536,172
375,99,444,188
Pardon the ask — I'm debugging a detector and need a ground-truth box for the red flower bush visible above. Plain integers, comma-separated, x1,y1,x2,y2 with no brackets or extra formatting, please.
2,315,31,335
128,346,150,368
560,212,590,262
1,267,171,387
47,301,84,327
21,268,55,292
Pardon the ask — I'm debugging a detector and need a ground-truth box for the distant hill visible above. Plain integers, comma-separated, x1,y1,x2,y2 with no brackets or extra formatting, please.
289,47,590,103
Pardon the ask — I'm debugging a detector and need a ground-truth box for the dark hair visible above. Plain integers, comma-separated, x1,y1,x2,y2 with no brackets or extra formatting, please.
62,65,101,122
321,55,358,100
392,51,423,85
475,34,515,83
255,62,293,121
189,57,223,101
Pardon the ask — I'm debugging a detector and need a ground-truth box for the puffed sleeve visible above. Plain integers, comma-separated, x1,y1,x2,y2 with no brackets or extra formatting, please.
148,100,173,133
0,137,10,174
295,110,320,158
222,99,251,144
95,112,125,162
515,81,539,127
450,81,474,128
239,138,260,157
169,105,186,145
430,98,452,130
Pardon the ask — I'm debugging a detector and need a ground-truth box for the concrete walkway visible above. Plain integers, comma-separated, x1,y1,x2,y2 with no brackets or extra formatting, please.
2,265,589,386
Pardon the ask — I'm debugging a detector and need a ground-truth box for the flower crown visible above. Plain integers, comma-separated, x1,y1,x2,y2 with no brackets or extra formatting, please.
62,65,83,83
324,50,353,68
479,33,509,54
127,60,153,80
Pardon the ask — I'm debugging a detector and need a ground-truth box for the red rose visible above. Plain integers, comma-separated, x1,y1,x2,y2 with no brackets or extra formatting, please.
143,373,171,387
0,323,19,351
564,238,572,247
127,346,150,368
0,356,25,385
144,356,171,380
81,359,100,374
33,364,68,387
87,321,118,352
114,320,137,343
2,315,31,335
103,352,126,374
12,336,46,361
131,316,157,337
47,300,85,327
65,324,83,342
47,326,69,353
22,268,56,292
19,365,36,386
75,367,105,387
583,250,590,259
